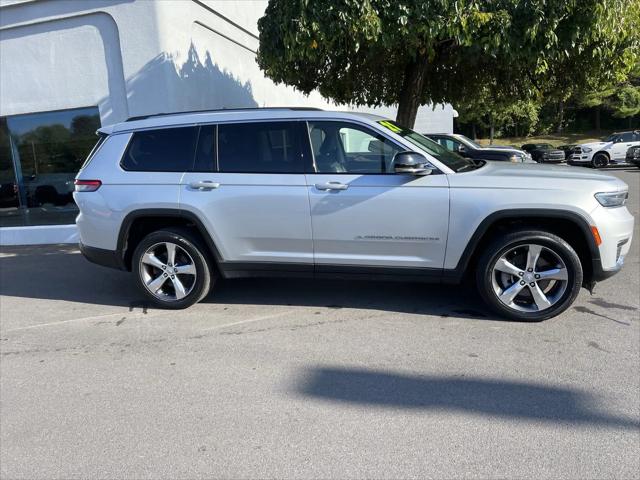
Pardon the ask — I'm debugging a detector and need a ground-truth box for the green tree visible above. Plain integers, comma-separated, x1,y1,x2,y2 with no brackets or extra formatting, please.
258,0,639,128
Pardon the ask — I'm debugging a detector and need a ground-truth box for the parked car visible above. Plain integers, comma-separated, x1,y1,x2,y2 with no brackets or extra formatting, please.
521,143,566,163
569,131,640,168
558,144,577,160
426,133,534,163
74,108,633,321
627,145,640,167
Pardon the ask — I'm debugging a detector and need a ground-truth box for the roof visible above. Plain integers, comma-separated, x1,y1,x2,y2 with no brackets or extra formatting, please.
98,108,388,135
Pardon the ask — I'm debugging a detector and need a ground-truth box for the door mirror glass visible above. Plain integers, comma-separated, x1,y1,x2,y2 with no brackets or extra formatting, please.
394,152,433,175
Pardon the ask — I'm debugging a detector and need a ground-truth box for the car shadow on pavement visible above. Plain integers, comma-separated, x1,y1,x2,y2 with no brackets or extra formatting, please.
0,245,501,321
206,277,499,321
0,245,136,308
296,367,640,430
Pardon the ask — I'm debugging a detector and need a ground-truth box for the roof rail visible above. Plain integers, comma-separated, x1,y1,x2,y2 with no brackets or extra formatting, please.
125,107,324,122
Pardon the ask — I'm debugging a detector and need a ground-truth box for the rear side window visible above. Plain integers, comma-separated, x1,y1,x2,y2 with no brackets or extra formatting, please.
121,127,198,172
80,134,107,170
218,121,303,173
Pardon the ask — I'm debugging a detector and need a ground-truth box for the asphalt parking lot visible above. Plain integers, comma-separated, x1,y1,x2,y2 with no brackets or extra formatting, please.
1,170,639,479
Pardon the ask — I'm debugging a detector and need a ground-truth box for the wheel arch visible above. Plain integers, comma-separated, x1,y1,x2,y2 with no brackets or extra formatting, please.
444,209,600,285
117,209,223,271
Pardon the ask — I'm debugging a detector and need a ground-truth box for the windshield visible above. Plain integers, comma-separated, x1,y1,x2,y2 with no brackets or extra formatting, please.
603,134,618,142
377,120,477,172
457,134,483,149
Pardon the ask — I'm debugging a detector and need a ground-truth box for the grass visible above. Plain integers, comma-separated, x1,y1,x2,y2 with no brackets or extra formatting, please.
475,131,612,148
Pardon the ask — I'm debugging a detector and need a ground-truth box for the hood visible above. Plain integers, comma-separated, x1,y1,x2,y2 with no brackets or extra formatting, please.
579,141,610,150
450,160,628,193
478,146,527,155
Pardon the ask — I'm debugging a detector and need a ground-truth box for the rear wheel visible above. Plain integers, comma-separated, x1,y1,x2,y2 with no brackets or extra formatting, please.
132,228,213,309
476,230,583,321
591,153,609,168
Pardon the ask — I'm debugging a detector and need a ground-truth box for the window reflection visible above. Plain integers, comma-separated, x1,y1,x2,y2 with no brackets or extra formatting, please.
0,107,100,227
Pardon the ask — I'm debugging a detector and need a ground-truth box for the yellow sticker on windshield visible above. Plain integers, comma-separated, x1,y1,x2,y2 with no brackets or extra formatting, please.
378,120,402,133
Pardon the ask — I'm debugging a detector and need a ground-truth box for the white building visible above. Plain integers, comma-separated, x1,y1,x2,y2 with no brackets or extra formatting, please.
0,0,455,245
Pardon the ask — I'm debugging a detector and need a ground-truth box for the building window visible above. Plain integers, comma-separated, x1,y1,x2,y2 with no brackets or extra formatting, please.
0,107,101,227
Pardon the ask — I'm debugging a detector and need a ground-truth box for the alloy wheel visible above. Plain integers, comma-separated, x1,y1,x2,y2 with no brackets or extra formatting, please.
491,243,569,313
139,242,197,301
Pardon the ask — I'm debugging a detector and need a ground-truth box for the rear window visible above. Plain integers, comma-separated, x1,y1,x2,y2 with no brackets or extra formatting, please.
121,127,198,172
217,121,303,173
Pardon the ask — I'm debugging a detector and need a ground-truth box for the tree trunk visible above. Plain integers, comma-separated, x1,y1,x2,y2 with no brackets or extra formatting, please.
557,100,564,134
594,106,601,132
629,116,633,129
396,56,429,129
514,122,519,138
471,123,477,140
489,115,495,145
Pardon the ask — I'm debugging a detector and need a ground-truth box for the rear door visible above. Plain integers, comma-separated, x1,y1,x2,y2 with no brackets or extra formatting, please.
180,121,314,268
305,120,449,271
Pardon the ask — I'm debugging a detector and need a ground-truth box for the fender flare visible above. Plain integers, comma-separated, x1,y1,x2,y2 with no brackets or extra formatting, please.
117,208,224,270
442,208,600,283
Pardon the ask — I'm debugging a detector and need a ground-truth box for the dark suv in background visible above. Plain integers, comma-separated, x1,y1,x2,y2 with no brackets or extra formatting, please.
521,143,566,163
426,133,534,163
627,145,640,167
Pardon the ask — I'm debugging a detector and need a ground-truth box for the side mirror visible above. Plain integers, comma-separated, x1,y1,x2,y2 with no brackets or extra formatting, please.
394,152,433,175
457,144,466,153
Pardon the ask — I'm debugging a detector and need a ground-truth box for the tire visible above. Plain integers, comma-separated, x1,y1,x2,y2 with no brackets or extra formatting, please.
476,230,583,322
591,153,609,169
132,227,213,309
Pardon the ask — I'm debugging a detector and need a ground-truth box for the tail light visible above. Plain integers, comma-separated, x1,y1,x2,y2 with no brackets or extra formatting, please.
74,179,102,192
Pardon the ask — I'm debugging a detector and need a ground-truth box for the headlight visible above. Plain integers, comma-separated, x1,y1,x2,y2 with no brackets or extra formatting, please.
582,147,592,153
595,191,628,207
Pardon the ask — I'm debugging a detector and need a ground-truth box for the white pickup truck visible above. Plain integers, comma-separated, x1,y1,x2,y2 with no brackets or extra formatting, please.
569,131,640,168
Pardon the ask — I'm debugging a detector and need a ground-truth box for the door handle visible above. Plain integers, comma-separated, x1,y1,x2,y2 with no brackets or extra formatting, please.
315,181,349,191
189,180,220,190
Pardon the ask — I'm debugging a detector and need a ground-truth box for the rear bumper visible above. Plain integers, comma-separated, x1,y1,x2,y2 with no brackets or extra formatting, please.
79,242,126,270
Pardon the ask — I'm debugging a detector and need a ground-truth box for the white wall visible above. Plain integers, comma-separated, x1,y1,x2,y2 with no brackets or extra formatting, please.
0,0,455,129
349,104,457,134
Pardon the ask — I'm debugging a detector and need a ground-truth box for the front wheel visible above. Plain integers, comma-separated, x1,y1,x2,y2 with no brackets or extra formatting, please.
476,231,583,321
591,153,609,168
132,228,213,309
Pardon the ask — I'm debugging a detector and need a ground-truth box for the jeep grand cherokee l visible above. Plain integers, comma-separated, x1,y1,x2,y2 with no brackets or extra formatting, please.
74,108,634,321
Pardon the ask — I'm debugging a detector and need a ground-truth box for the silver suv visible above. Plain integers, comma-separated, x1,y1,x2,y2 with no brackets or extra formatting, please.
74,108,634,321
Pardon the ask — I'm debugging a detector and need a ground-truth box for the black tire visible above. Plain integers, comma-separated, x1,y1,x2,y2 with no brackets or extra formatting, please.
132,227,214,309
591,153,609,169
476,230,583,322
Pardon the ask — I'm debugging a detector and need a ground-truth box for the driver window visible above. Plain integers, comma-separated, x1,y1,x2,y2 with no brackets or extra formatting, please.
308,121,403,173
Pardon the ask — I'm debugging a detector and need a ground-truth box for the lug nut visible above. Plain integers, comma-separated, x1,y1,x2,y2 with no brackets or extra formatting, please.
171,275,175,279
535,274,540,279
527,268,533,272
163,273,168,277
520,281,526,285
518,272,524,276
174,268,178,273
162,265,166,270
530,282,535,287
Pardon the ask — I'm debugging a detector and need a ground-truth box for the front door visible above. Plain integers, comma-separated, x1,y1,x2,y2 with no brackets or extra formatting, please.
611,132,640,161
305,121,449,271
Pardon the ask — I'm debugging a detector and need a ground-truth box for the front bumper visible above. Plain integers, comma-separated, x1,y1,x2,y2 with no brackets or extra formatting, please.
568,154,592,165
589,205,634,282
